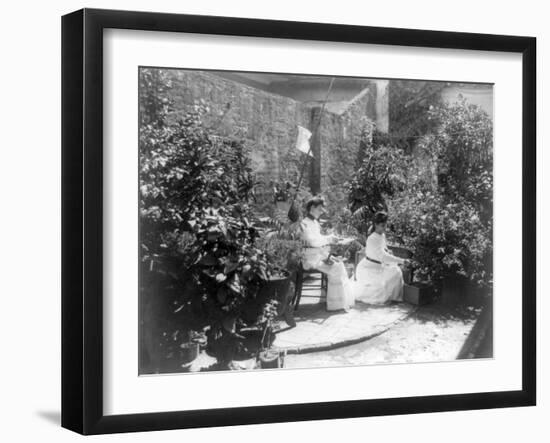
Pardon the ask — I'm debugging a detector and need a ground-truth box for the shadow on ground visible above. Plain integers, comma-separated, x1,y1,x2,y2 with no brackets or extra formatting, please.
411,291,491,326
293,302,395,325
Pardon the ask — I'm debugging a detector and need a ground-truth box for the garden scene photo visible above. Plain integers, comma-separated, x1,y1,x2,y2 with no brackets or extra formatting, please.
138,68,493,374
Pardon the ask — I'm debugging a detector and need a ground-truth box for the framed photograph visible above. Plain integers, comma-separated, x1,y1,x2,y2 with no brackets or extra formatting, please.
62,8,536,435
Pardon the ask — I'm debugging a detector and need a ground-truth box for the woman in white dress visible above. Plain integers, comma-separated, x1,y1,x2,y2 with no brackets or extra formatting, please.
300,197,354,311
354,211,408,305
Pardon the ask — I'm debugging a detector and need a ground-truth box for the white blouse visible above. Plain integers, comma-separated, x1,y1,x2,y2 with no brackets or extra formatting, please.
300,217,330,248
300,217,331,268
365,233,404,265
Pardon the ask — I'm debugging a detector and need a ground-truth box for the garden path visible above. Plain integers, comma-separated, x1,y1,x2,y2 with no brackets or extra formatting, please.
283,285,486,369
186,277,486,372
272,275,415,353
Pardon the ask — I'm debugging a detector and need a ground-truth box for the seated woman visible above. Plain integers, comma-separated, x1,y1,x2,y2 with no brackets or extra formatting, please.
300,197,354,311
353,211,408,305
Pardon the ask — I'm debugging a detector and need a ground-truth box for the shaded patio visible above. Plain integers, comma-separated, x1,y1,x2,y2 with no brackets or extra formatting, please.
273,274,415,353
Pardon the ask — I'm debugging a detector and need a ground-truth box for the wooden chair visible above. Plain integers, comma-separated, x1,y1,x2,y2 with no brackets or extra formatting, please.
292,263,328,311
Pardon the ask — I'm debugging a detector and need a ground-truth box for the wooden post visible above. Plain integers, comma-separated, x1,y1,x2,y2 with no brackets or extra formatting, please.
309,106,322,194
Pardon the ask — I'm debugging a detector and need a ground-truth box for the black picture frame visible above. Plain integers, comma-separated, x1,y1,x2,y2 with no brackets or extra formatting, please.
61,8,536,435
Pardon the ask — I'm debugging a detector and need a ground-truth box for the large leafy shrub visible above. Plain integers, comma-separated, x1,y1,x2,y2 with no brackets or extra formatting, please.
140,102,256,257
139,69,276,368
388,98,493,288
388,191,492,287
348,97,493,289
389,80,446,152
348,125,407,235
419,98,493,223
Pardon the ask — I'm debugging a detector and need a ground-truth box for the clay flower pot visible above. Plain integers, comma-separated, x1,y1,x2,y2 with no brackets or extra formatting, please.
258,349,282,369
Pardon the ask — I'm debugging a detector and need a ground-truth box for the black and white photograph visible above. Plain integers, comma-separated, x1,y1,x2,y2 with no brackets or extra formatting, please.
0,0,546,439
138,68,494,374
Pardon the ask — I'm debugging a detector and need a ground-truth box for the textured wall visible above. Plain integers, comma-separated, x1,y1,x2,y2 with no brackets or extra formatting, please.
162,69,376,200
165,70,310,194
317,88,374,191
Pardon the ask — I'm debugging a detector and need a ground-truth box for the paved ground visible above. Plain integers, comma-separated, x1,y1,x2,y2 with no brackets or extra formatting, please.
273,274,484,362
272,273,413,352
184,275,487,372
273,301,414,352
284,302,482,369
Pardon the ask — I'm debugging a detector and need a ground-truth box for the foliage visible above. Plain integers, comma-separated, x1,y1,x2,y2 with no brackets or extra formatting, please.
387,99,493,288
419,97,493,223
255,226,303,274
388,191,492,287
256,300,279,334
139,102,257,259
186,207,271,306
389,80,446,152
321,184,351,225
139,69,280,366
348,125,407,235
347,97,493,289
271,180,295,203
139,68,173,126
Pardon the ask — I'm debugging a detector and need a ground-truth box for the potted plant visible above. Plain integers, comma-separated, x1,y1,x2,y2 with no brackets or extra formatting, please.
251,231,303,318
180,206,272,367
182,329,207,363
257,300,283,369
158,328,206,372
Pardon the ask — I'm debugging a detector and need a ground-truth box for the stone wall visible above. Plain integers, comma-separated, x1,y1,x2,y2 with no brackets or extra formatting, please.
164,69,311,196
161,69,376,204
317,88,373,191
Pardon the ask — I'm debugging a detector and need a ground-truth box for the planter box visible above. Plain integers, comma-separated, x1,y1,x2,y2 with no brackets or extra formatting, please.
403,283,434,305
441,277,487,306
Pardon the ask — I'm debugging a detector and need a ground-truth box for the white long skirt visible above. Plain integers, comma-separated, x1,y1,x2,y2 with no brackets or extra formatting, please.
303,248,354,311
353,258,404,305
316,260,354,311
